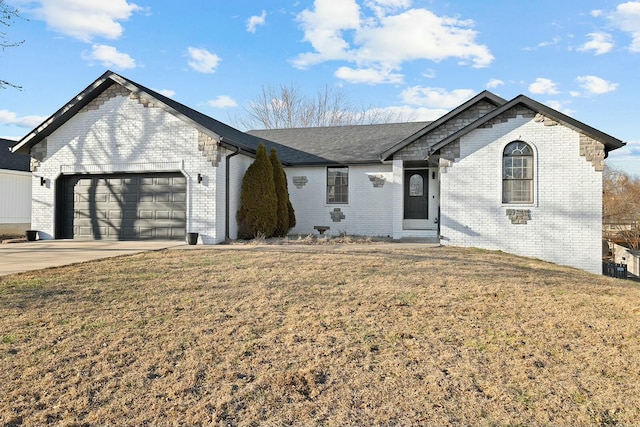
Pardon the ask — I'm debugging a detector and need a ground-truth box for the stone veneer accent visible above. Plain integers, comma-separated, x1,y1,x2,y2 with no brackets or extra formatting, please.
368,174,386,187
579,134,605,171
479,106,538,129
440,140,460,162
330,208,345,222
506,209,531,224
30,138,47,172
533,113,559,126
292,176,308,188
80,84,160,114
396,100,498,161
197,132,221,167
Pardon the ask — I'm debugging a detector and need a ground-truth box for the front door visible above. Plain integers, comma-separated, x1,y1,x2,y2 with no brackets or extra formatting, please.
404,169,429,219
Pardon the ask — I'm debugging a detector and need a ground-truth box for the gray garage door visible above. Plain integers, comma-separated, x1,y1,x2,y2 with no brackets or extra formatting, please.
61,173,186,240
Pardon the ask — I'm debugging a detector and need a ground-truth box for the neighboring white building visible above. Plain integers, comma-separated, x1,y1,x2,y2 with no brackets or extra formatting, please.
0,138,31,235
611,243,640,277
11,71,625,273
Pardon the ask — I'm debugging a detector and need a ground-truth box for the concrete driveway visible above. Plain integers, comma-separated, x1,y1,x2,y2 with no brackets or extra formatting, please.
0,240,186,276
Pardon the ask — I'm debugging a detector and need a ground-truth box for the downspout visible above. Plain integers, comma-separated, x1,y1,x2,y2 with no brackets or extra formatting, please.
223,138,241,240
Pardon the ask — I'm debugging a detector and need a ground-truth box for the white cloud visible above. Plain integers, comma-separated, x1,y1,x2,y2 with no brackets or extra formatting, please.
610,1,640,52
607,141,640,176
335,66,403,84
528,78,559,95
608,140,640,159
576,75,618,94
292,0,493,84
84,44,136,69
545,100,575,116
154,89,175,98
0,109,48,128
364,0,412,18
30,0,142,42
537,36,562,48
400,86,476,109
362,104,445,122
294,0,361,67
591,9,604,17
422,69,436,79
247,10,267,33
578,32,614,55
406,107,448,121
523,36,561,51
187,47,221,73
486,79,504,89
207,95,238,109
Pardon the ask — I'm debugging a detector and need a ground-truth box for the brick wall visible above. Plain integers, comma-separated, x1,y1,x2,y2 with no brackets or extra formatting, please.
439,112,604,274
30,88,239,243
285,164,394,237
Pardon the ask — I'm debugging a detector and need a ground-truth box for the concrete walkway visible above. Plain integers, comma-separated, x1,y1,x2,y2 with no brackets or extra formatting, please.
0,240,185,276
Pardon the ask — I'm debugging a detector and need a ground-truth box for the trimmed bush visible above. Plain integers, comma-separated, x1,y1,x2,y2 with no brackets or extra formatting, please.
237,144,277,239
270,148,296,237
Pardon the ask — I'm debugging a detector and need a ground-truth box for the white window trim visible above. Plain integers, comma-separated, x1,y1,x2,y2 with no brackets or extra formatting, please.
500,140,538,208
326,166,349,205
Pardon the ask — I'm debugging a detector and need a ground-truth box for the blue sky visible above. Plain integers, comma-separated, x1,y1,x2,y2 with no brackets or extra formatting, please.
1,0,639,175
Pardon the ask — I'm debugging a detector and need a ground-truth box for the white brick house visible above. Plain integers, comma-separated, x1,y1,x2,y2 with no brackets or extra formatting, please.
11,71,624,273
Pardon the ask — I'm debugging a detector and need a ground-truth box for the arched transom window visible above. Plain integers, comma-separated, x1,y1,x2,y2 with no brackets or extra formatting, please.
409,174,424,197
503,141,533,204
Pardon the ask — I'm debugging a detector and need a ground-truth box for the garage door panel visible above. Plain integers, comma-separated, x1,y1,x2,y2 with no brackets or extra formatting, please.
61,173,187,240
139,210,154,220
171,228,186,238
124,193,139,203
155,228,170,238
155,210,170,220
139,228,154,238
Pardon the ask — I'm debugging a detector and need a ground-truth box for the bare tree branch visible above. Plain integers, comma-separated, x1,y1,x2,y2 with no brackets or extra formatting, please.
235,83,415,130
1,0,24,90
603,165,640,250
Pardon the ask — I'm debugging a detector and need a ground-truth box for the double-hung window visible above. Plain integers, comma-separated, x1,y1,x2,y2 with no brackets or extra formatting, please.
327,167,348,204
503,141,533,204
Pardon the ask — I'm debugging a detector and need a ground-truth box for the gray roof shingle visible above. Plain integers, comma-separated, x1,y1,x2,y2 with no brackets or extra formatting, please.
249,122,429,164
0,138,30,171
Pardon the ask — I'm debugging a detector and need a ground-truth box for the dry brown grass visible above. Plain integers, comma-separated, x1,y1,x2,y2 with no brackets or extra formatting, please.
1,245,639,426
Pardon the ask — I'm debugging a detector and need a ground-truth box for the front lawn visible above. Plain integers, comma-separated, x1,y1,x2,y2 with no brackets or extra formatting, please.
1,246,638,426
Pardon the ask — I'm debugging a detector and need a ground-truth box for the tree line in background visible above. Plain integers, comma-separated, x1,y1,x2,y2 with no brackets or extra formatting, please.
237,144,295,239
603,166,640,251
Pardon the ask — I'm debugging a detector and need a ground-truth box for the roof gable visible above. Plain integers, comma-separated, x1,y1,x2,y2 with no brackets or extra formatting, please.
430,95,625,155
379,90,507,161
11,71,323,165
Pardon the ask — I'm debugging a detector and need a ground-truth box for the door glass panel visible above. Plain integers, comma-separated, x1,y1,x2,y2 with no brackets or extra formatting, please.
409,174,423,197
